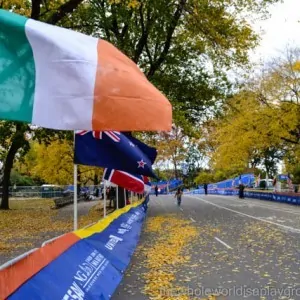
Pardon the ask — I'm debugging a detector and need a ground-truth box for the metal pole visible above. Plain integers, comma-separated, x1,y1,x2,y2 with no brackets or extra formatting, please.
116,186,119,209
73,163,78,231
103,181,106,217
73,131,78,231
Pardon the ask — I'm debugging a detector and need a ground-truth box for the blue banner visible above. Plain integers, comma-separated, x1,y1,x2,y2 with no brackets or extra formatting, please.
8,202,148,300
188,189,300,205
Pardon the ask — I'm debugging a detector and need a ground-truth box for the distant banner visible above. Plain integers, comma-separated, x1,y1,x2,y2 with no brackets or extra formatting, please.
1,200,148,300
187,189,300,204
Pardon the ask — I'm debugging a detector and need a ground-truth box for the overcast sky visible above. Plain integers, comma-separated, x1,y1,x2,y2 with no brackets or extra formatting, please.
251,0,300,63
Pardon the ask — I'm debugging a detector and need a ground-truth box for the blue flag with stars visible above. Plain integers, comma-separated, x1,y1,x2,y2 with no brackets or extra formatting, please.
74,131,157,178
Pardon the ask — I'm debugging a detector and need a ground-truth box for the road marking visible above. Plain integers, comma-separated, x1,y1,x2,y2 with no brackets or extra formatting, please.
190,217,196,222
213,195,300,216
187,195,300,234
180,208,183,211
152,197,168,212
214,237,232,249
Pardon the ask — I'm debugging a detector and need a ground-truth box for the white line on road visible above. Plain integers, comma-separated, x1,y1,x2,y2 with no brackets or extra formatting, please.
213,195,300,216
180,208,183,212
187,195,300,234
190,217,196,222
214,237,232,249
152,198,168,212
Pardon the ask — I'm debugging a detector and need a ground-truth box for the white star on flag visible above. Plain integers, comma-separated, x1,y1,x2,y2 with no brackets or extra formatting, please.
137,159,147,168
129,142,135,147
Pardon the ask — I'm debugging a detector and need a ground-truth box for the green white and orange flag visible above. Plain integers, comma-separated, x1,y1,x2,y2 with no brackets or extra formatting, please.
0,9,172,131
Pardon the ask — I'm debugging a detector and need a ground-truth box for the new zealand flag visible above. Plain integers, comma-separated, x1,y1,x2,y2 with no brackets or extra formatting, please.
103,168,145,193
74,131,157,178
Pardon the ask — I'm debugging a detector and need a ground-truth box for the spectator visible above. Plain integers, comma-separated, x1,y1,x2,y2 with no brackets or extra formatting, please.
204,183,208,195
238,183,245,199
155,185,158,197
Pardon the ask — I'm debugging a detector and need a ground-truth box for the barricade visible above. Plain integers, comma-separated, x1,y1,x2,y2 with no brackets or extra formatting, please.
53,195,84,208
187,189,300,204
0,199,149,300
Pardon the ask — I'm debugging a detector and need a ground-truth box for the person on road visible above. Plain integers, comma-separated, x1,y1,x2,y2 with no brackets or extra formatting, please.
175,187,183,206
238,183,245,199
204,183,208,195
155,185,158,197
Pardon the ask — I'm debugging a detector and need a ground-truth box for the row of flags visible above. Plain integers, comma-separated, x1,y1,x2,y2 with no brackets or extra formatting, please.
74,131,156,193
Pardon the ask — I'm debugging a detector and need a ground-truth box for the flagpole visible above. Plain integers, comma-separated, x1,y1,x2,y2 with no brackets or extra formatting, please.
73,132,78,231
103,181,106,217
116,186,119,209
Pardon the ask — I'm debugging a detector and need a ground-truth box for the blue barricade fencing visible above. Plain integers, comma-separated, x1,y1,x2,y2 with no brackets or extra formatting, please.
186,189,300,205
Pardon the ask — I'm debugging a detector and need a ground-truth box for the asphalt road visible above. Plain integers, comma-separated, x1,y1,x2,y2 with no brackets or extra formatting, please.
113,194,300,300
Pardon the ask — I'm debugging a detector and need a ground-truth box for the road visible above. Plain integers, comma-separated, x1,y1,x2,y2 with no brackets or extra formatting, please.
113,194,300,300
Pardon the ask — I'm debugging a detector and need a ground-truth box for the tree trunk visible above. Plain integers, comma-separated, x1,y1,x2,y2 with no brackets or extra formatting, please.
93,173,99,186
46,0,85,25
173,159,178,178
1,125,26,210
0,145,17,209
31,0,41,20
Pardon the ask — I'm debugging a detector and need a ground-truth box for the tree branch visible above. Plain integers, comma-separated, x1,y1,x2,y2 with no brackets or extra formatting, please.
132,3,152,63
120,12,132,39
46,0,84,25
92,0,111,41
63,23,96,30
147,0,186,78
31,0,41,20
110,5,120,39
280,136,299,145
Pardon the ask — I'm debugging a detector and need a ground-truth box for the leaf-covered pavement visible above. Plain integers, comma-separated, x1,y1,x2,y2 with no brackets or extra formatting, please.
113,195,300,300
0,199,110,265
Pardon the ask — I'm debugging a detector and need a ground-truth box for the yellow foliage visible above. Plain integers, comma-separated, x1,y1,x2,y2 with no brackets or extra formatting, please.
292,61,300,72
141,215,198,299
0,0,31,16
108,0,140,9
31,140,73,185
0,199,107,253
208,88,299,174
18,140,103,185
195,171,214,184
127,0,140,9
205,49,300,176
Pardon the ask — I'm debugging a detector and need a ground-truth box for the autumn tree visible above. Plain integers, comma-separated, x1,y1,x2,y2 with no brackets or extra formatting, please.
284,145,300,184
16,140,103,185
69,0,281,118
77,0,281,179
194,171,214,185
206,47,300,180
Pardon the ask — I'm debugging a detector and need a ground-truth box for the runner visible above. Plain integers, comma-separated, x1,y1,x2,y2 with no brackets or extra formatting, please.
175,187,183,206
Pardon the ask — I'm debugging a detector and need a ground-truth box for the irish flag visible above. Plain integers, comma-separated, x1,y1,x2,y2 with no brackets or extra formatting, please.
0,9,172,131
